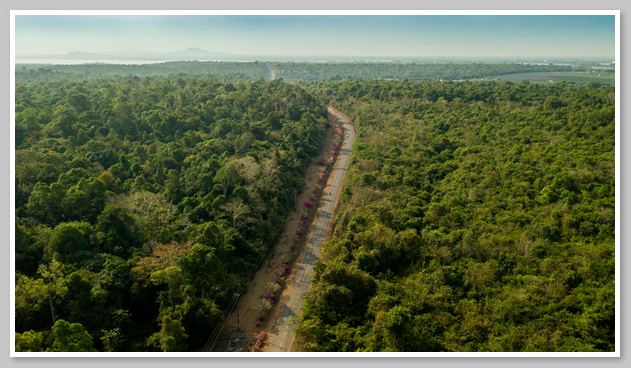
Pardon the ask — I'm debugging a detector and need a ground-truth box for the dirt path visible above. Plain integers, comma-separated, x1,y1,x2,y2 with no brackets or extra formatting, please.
211,111,344,352
266,107,355,352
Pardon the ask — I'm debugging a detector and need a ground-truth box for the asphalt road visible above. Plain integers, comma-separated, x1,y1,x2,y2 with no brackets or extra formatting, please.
267,107,355,352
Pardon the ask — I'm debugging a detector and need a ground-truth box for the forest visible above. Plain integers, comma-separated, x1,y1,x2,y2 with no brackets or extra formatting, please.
13,65,616,353
14,75,327,351
16,61,575,84
295,79,615,352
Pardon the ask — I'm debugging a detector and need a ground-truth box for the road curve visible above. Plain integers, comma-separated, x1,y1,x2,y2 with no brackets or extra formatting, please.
267,107,355,352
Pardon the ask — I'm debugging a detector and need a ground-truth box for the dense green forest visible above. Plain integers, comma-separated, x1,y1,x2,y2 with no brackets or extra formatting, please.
16,61,575,84
295,79,615,352
274,62,574,81
13,63,616,353
14,76,327,351
16,62,272,83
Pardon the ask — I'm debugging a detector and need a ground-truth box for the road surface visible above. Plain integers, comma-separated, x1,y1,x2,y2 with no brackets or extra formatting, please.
267,107,355,352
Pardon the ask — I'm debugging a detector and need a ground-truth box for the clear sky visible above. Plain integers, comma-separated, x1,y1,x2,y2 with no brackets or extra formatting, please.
15,14,616,59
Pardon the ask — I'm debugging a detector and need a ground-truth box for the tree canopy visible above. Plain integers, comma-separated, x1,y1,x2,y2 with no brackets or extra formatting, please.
15,75,326,351
295,79,615,352
14,65,615,352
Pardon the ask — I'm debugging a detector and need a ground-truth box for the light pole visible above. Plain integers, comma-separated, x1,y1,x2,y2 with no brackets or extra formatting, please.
235,292,241,331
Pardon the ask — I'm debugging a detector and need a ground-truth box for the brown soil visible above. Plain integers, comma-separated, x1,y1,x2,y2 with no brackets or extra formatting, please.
215,112,344,352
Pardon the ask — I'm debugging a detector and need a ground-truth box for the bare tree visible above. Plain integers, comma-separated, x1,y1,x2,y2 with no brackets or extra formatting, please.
221,199,251,228
234,156,260,186
108,191,175,231
261,159,279,185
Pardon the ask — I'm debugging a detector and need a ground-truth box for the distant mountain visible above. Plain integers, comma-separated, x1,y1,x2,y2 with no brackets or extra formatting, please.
17,47,241,61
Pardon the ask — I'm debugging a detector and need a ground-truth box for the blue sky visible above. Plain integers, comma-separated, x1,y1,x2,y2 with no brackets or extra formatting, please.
15,14,615,59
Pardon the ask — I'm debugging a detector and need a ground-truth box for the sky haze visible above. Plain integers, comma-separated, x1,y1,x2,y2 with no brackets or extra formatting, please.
15,14,616,60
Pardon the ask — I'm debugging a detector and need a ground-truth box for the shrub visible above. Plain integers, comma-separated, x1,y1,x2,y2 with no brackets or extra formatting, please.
282,252,292,263
265,282,281,294
275,265,287,276
257,297,273,311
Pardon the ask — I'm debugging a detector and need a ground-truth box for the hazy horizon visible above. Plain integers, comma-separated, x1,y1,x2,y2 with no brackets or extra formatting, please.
15,15,615,60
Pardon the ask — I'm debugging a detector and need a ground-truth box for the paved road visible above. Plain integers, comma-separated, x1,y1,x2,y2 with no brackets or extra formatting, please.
267,107,355,352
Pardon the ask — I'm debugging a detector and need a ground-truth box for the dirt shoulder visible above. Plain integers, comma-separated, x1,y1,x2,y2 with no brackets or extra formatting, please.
214,114,343,352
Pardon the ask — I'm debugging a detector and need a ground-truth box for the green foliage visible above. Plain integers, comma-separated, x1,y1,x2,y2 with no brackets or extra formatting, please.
48,222,92,262
15,75,326,351
15,222,42,275
51,319,96,352
95,205,137,256
26,182,66,225
147,310,188,352
16,61,577,84
15,67,614,353
296,79,615,352
15,330,47,352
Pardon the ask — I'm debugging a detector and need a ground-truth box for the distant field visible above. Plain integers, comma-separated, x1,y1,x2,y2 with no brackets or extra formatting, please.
494,71,615,85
